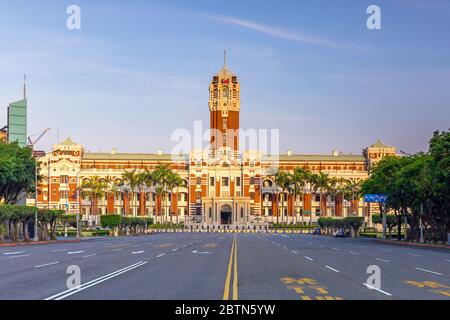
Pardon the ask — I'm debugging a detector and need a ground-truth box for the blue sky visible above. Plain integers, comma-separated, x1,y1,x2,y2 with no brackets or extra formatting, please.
0,0,449,155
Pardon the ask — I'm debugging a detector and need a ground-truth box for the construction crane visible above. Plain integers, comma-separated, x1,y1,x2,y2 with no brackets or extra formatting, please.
28,128,51,153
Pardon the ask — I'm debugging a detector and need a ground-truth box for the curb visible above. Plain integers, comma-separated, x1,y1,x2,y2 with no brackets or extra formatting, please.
0,239,81,248
377,239,449,250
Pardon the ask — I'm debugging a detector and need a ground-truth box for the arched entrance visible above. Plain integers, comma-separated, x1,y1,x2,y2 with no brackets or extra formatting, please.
220,205,232,225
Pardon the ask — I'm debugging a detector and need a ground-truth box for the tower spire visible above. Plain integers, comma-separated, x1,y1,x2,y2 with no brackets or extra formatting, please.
224,50,227,68
23,74,26,100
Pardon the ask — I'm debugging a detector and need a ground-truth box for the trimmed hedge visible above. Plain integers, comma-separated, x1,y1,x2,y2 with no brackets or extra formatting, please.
100,215,122,229
270,223,317,229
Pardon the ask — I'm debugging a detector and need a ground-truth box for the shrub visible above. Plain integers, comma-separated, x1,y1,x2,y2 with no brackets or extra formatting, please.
100,215,122,229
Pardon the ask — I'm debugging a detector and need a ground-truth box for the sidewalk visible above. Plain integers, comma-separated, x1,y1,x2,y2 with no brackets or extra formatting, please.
377,239,449,250
0,238,81,248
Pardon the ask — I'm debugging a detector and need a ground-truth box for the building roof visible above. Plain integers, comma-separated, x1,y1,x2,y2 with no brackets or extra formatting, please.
215,65,235,78
370,139,392,149
83,152,188,162
273,154,366,162
59,137,77,146
82,152,365,163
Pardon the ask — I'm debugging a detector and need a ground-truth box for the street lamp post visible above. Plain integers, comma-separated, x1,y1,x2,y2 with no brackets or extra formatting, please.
34,162,39,242
76,171,81,239
419,203,424,244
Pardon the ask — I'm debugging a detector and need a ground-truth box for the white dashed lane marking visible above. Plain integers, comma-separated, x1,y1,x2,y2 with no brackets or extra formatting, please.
68,251,84,255
325,266,340,273
3,251,25,255
363,283,392,296
34,262,60,268
415,267,443,276
375,258,391,263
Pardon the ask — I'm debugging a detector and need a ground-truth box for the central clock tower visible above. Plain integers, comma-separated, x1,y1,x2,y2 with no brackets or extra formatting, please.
209,52,241,155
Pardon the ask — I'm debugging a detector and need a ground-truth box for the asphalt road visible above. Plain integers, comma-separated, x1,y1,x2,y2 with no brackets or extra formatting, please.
0,232,449,300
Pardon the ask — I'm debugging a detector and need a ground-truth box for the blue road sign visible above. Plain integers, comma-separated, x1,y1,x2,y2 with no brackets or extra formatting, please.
364,194,387,203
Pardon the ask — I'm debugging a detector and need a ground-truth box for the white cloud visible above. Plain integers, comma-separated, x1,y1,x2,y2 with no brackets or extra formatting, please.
198,13,362,50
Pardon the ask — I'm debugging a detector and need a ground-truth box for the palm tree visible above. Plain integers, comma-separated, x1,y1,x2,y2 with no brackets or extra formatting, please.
310,172,330,217
166,171,183,224
342,179,362,216
151,165,171,223
79,176,108,224
153,185,166,224
122,170,146,217
291,167,311,224
273,170,291,225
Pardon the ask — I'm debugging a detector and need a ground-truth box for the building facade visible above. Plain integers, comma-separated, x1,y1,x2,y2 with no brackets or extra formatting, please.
32,61,396,226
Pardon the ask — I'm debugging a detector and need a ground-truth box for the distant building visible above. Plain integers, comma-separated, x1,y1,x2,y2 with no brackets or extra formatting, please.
32,59,397,227
7,98,27,147
0,127,7,143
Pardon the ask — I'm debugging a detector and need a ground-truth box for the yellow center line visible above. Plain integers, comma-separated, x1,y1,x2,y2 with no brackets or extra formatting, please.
223,236,239,300
233,236,238,300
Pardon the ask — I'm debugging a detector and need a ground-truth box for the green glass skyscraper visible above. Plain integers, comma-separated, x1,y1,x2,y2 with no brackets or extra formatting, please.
7,98,27,147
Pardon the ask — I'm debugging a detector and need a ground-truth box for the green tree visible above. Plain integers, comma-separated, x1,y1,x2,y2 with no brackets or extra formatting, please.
0,142,36,204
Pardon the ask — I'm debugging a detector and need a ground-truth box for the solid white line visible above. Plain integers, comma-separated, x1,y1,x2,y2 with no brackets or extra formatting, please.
34,262,60,268
7,254,30,259
291,250,298,254
304,256,314,261
53,249,68,253
83,254,97,258
283,247,288,250
375,258,391,263
415,267,442,276
132,251,144,254
67,251,84,255
325,266,340,273
331,248,340,251
156,254,165,258
349,251,360,255
46,261,148,300
3,251,25,255
363,283,392,296
171,248,178,252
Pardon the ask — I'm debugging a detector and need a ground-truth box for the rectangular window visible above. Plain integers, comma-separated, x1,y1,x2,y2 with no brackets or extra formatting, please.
250,192,255,200
222,177,229,187
196,177,202,185
235,177,241,187
196,192,202,202
59,190,68,199
210,177,215,187
60,175,69,184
